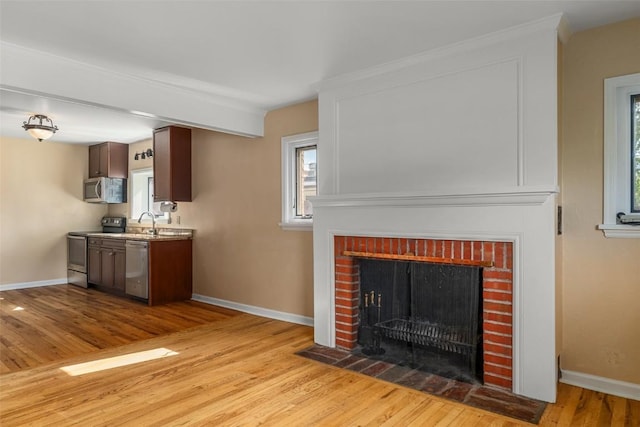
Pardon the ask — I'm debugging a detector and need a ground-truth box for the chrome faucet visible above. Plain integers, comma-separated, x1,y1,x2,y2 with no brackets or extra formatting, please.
137,211,157,235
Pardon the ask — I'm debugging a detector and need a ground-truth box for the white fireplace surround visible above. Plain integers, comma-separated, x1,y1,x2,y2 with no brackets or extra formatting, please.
312,192,557,401
312,15,565,403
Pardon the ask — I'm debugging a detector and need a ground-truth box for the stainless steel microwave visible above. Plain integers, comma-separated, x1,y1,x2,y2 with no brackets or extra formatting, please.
83,177,127,203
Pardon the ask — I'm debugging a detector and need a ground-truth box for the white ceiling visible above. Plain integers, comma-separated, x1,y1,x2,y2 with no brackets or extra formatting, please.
1,1,638,144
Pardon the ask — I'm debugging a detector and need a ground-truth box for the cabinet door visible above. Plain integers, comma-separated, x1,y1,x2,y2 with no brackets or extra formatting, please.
101,248,115,288
88,142,128,178
153,126,191,202
98,143,109,177
147,239,192,305
113,249,126,291
88,145,103,178
153,128,171,202
88,246,101,285
106,142,128,179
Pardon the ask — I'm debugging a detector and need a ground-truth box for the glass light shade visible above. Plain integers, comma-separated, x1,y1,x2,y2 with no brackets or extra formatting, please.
27,128,55,141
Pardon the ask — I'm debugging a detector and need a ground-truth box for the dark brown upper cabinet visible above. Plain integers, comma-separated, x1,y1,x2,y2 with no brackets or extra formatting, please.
153,126,192,202
88,141,128,178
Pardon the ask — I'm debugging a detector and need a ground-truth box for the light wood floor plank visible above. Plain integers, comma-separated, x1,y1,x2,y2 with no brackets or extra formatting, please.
1,285,638,426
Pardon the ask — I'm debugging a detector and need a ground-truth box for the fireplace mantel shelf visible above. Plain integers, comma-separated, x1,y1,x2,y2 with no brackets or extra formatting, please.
343,251,494,267
311,186,558,208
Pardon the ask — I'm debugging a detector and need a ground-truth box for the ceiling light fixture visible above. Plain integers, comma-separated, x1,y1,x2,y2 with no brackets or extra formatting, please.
22,114,59,141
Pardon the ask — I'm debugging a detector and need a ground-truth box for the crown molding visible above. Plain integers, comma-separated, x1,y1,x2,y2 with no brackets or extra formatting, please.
315,13,565,93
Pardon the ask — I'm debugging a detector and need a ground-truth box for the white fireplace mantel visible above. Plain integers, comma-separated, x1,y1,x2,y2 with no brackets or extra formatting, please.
312,196,558,403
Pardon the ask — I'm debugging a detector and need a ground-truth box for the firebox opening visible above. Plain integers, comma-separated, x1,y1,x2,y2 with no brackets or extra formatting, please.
356,258,483,384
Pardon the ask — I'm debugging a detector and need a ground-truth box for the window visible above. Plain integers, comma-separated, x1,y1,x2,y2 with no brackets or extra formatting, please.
130,168,168,223
280,131,318,230
599,73,640,238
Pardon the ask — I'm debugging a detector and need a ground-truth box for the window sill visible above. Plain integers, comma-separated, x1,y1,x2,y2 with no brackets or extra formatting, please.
597,224,640,238
279,222,313,231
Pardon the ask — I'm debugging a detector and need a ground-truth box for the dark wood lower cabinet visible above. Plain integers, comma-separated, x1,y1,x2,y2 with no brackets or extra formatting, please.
148,240,192,306
87,237,192,305
87,238,126,294
101,248,115,288
114,250,126,291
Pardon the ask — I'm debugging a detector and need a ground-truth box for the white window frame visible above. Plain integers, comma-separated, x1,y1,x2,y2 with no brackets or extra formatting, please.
598,73,640,238
280,131,318,231
130,167,169,224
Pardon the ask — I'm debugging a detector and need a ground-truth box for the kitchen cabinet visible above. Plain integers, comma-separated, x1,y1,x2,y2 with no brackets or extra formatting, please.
147,239,192,305
89,142,128,178
87,238,126,293
87,235,192,305
153,126,191,202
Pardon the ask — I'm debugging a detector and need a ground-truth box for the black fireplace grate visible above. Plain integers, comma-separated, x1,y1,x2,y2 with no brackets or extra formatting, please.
375,318,479,355
358,259,483,382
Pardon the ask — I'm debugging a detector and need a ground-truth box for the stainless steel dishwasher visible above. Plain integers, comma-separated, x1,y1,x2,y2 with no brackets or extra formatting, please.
125,240,149,299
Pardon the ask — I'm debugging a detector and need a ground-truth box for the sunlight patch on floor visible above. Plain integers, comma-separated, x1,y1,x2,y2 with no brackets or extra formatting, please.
60,347,179,376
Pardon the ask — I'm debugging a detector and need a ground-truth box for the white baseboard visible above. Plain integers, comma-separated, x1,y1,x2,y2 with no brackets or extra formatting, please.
191,293,314,327
560,369,640,400
0,278,68,291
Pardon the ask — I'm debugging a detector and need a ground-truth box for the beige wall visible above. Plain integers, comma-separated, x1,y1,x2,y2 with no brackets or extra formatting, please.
561,18,640,383
0,136,107,286
175,100,318,317
112,102,317,317
109,103,317,317
110,102,317,317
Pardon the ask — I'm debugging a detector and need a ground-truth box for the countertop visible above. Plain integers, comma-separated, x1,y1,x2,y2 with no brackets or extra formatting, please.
70,231,192,241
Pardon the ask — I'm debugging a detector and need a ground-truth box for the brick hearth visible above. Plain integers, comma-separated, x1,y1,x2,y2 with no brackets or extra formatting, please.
334,235,513,390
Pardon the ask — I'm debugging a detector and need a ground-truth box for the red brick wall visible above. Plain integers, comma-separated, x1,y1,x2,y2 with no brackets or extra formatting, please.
334,236,513,390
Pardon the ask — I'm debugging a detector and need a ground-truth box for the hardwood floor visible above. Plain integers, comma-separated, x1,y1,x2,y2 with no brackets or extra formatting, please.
0,285,240,374
1,285,638,426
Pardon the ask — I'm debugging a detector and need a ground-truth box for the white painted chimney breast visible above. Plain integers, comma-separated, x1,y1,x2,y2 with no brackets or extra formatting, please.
313,15,563,403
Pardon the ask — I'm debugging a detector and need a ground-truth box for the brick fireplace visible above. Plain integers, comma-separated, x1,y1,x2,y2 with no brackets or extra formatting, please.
333,235,513,390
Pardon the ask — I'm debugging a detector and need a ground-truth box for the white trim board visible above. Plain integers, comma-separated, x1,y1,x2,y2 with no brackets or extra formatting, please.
191,294,314,327
0,278,68,291
560,369,640,400
1,41,266,138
